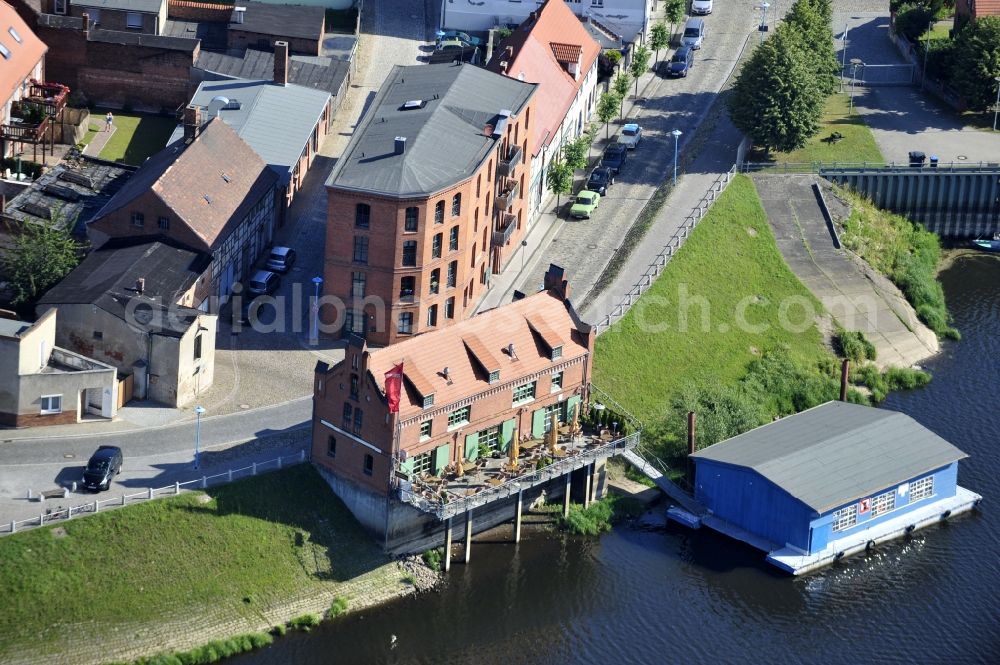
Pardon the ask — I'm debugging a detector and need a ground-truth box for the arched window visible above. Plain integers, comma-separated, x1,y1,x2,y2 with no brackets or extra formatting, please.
434,200,445,224
451,193,461,216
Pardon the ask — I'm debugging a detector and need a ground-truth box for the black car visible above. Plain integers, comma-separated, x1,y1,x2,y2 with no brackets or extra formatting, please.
586,167,615,195
665,46,695,78
601,144,628,174
82,446,123,492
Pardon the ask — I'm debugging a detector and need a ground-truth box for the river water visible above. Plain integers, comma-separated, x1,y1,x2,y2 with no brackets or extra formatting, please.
234,255,999,665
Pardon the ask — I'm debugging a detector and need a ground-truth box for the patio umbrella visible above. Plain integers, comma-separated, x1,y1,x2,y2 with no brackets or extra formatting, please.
571,401,580,434
509,428,519,470
456,451,464,478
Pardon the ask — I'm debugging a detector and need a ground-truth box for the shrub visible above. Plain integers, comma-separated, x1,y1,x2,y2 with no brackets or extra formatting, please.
329,595,349,618
288,613,321,631
422,548,442,572
895,3,935,42
838,331,877,362
401,574,416,585
271,624,287,637
558,495,643,535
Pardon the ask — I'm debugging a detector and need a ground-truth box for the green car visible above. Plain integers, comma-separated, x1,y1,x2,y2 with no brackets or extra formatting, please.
570,190,600,219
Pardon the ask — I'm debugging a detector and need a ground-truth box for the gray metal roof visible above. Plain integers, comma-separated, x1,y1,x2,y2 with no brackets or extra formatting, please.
172,78,330,185
691,402,968,514
74,0,164,14
195,49,349,96
327,62,537,198
0,318,31,337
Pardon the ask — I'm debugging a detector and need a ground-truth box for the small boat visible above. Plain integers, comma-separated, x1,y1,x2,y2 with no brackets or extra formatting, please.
971,234,1000,252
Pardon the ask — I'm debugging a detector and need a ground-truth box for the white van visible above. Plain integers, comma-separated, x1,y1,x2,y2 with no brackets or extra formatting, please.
691,0,713,15
682,17,707,50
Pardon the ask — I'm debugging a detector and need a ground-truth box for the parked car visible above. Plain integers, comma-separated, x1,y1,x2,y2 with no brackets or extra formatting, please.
247,270,281,297
665,46,695,78
237,296,279,327
682,17,707,50
265,246,296,273
601,143,628,174
691,0,713,15
82,446,122,492
618,123,642,150
570,190,601,219
437,30,482,48
586,166,615,195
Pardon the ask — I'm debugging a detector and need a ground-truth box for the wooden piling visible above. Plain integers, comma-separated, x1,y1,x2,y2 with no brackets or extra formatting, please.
444,518,452,572
514,489,523,543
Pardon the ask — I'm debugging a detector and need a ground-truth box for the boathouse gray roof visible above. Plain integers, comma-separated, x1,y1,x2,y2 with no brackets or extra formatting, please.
326,62,537,198
690,401,968,514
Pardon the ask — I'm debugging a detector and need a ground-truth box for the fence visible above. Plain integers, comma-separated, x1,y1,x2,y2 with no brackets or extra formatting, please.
740,161,1000,174
592,164,739,336
3,449,310,536
840,63,915,86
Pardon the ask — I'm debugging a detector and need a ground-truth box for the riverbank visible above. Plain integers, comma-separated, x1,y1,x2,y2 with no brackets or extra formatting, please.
0,465,437,665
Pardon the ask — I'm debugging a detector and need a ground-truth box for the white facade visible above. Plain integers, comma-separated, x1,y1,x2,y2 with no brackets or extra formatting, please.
441,0,652,43
527,57,599,221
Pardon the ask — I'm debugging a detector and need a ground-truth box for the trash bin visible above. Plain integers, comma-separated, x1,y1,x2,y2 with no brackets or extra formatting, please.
909,151,926,167
929,155,939,168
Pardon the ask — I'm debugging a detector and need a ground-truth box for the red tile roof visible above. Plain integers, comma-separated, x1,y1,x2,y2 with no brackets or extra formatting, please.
366,288,591,420
0,1,47,109
487,0,601,156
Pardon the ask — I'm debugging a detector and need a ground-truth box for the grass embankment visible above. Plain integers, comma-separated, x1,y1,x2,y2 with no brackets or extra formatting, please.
558,495,645,535
835,186,959,339
592,175,929,464
89,109,177,165
594,175,831,424
0,465,411,664
769,94,884,165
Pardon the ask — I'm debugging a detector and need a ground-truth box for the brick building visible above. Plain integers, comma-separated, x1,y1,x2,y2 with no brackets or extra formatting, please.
324,62,537,345
309,267,638,555
87,115,278,306
64,0,168,34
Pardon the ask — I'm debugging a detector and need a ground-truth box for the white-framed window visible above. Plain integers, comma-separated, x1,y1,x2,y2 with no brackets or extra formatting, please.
419,420,432,440
40,395,62,415
126,12,143,29
870,489,896,517
909,476,934,503
411,450,433,476
551,371,564,392
54,0,67,15
512,381,536,406
831,504,858,532
448,405,470,429
477,425,500,455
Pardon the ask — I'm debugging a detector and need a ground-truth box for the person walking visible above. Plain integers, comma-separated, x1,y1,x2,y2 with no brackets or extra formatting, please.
105,111,114,132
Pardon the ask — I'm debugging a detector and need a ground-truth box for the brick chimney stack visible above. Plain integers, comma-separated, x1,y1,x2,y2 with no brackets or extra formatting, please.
274,41,289,86
82,12,90,35
183,105,202,142
543,264,570,300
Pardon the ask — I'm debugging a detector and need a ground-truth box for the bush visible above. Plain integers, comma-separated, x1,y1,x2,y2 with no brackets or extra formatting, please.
288,613,321,631
134,632,273,665
854,364,931,403
328,595,349,618
895,3,935,42
421,548,442,572
271,624,287,637
558,495,644,535
838,331,877,362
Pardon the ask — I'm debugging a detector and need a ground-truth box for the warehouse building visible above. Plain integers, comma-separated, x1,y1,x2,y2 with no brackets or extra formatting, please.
691,401,981,574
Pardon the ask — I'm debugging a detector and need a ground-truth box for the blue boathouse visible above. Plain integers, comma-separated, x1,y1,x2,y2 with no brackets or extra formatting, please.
690,401,981,574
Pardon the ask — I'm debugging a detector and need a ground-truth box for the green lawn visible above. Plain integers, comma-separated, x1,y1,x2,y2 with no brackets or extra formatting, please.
0,465,402,663
593,175,830,424
926,21,952,41
769,93,884,165
94,109,177,165
78,122,100,149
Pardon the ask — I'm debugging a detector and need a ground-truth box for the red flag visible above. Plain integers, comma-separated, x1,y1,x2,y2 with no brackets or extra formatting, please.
385,363,403,413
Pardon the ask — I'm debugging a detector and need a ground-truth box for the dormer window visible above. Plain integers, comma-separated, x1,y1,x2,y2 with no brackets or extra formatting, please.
488,369,500,384
422,394,435,409
551,345,563,360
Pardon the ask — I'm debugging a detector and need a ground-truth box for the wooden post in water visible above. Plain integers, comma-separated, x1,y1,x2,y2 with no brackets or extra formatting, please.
840,359,850,401
514,488,523,543
464,511,473,564
563,472,571,517
444,518,453,572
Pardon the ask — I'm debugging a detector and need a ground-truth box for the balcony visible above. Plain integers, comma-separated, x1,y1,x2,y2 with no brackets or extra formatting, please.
495,179,520,211
24,80,70,117
491,213,517,247
398,424,639,521
497,144,523,178
2,101,51,143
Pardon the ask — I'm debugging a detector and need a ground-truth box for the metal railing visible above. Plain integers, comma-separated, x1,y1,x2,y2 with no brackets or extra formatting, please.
497,145,523,177
593,164,738,336
491,213,517,247
402,432,641,520
3,449,309,537
740,161,1000,174
496,180,520,210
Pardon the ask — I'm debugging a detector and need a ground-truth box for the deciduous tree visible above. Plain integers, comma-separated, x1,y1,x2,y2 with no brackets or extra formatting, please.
785,0,841,94
629,46,652,98
546,156,573,210
949,16,1000,112
597,91,621,140
650,21,670,66
562,134,589,174
2,208,82,306
612,72,631,119
665,0,686,45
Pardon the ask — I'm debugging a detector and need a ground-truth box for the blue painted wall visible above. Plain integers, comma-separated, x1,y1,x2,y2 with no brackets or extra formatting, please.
693,460,815,551
809,463,959,553
695,460,961,555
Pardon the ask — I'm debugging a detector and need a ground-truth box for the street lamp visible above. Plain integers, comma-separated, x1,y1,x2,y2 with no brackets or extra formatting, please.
993,76,1000,132
759,2,770,44
849,58,864,115
839,23,850,93
671,129,682,185
194,405,205,469
520,239,528,273
310,275,323,343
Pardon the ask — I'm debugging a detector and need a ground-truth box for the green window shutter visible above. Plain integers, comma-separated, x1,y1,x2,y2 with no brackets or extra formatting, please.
433,443,450,475
567,395,581,421
399,456,415,475
531,408,545,438
500,418,516,453
464,432,479,461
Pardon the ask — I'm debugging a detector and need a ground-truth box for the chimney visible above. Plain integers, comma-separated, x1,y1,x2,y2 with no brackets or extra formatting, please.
500,61,508,74
505,45,513,58
394,136,407,154
686,411,697,485
543,264,570,300
81,12,90,35
183,105,201,141
136,278,145,296
483,123,494,136
840,359,850,401
274,41,289,86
